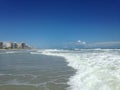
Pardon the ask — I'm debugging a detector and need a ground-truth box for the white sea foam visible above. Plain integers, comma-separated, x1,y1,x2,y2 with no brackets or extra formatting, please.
6,51,17,54
40,49,120,90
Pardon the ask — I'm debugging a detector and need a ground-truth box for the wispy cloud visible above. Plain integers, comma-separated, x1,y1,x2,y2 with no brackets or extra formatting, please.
64,40,87,48
88,41,120,48
77,40,86,45
64,40,120,49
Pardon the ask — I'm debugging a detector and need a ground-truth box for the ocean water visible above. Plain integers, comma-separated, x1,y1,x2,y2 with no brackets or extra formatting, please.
0,49,120,90
0,50,74,90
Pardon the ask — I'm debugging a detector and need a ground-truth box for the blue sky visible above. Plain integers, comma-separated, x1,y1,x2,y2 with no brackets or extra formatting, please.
0,0,120,48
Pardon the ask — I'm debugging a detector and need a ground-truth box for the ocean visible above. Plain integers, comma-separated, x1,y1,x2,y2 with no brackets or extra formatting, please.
0,49,120,90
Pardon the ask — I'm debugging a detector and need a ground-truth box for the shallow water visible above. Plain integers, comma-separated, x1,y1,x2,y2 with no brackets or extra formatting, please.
0,50,74,90
0,49,120,90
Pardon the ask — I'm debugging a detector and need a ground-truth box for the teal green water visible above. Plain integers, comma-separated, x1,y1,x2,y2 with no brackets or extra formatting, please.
0,50,74,90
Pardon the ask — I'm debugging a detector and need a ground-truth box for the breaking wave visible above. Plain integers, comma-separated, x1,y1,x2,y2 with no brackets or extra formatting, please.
40,49,120,90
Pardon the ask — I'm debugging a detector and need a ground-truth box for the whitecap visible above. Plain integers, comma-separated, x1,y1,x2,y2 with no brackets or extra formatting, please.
41,49,120,90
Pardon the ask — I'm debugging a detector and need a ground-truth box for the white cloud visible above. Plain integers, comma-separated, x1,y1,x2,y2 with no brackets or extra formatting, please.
64,41,120,49
64,40,87,48
82,41,86,45
77,40,81,43
77,40,86,45
75,40,86,45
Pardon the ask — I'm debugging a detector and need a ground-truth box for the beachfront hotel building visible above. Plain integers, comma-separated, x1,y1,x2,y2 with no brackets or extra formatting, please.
5,42,14,49
0,41,31,49
0,42,3,49
4,42,27,49
17,42,26,49
14,42,18,48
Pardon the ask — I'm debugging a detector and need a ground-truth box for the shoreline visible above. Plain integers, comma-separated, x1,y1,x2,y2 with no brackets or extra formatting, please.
0,49,33,51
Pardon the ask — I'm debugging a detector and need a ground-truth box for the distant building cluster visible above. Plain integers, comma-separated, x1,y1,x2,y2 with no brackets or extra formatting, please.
0,41,32,49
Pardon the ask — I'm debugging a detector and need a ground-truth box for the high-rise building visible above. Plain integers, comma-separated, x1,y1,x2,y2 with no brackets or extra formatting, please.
1,41,31,49
0,42,3,49
17,43,26,49
13,42,18,49
5,42,14,49
21,43,26,49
